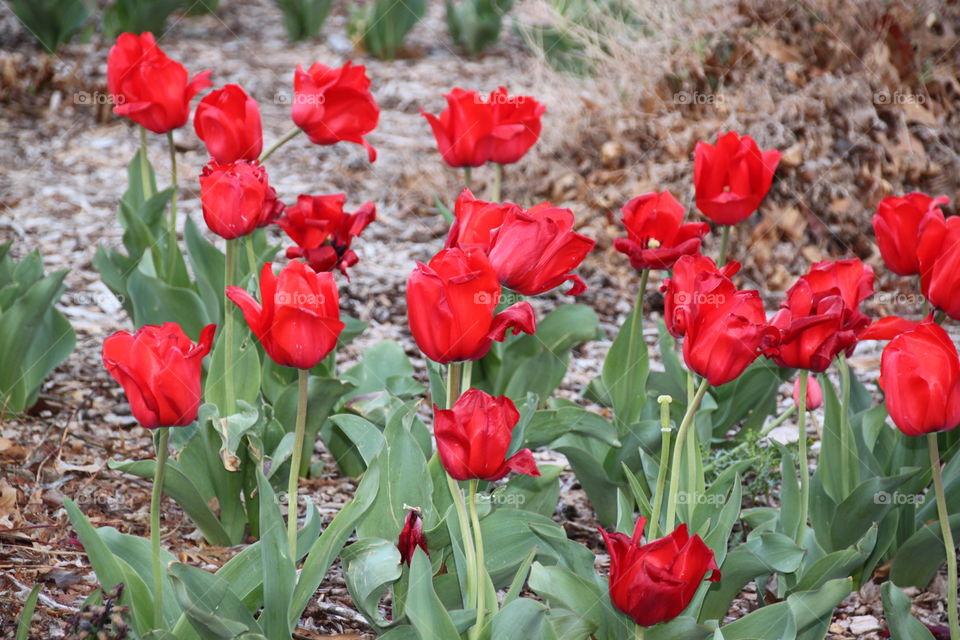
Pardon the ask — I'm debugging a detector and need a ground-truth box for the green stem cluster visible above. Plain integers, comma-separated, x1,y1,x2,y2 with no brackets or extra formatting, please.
648,395,673,540
664,379,710,532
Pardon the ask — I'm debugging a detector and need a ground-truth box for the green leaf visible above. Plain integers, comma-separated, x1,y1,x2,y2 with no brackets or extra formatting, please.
828,471,919,551
601,301,648,432
15,584,40,640
274,0,332,40
718,602,794,640
168,563,262,639
256,470,294,639
794,526,875,593
204,320,262,412
327,414,387,476
490,598,551,638
127,267,210,338
890,512,960,587
788,578,853,636
275,376,353,476
342,537,403,630
880,582,935,640
523,406,619,449
499,464,562,517
527,562,632,640
406,548,464,639
184,216,225,325
341,340,423,401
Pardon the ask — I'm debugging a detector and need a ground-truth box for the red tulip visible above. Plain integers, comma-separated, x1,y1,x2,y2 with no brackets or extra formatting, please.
486,202,595,295
397,510,428,565
767,259,874,372
918,213,960,320
793,375,823,410
614,191,710,271
277,194,376,277
660,254,740,338
872,193,949,276
102,323,215,429
445,189,516,252
227,261,344,369
199,160,283,239
421,88,495,168
107,33,212,134
291,62,379,162
434,388,539,481
406,248,536,363
194,84,263,163
861,315,926,341
694,131,781,225
599,517,720,627
679,271,775,386
488,87,545,164
879,322,960,437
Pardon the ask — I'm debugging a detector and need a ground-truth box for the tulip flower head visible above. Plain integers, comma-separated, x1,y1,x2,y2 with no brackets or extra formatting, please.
793,375,823,410
227,261,345,369
661,254,741,339
194,84,263,163
102,323,215,429
397,509,428,565
694,131,781,225
487,87,546,165
107,32,212,134
445,189,516,251
918,212,960,320
434,389,539,481
278,194,376,277
615,191,710,271
872,193,949,276
600,517,720,627
200,160,283,239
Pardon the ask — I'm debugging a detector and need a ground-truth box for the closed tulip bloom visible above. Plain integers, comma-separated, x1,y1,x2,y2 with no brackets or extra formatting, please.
793,375,823,410
694,131,781,225
918,213,960,320
661,254,740,338
107,32,212,134
397,510,428,565
407,248,536,363
767,260,874,372
614,191,710,271
199,160,283,239
278,194,376,277
227,261,345,369
872,193,949,276
680,271,775,386
102,323,215,429
421,88,495,168
434,388,539,481
879,323,960,437
445,189,517,251
194,84,263,163
486,203,595,296
292,62,380,162
600,517,720,627
488,87,545,164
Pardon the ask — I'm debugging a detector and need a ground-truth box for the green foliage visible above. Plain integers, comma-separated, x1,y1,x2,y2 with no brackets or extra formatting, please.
0,243,75,416
273,0,331,41
6,0,89,52
349,0,426,60
445,0,514,54
103,0,188,39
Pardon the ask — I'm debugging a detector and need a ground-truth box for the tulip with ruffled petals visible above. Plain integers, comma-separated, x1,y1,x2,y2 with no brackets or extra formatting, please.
194,84,263,163
918,213,960,320
407,248,535,363
199,160,283,239
102,323,215,429
227,261,344,369
615,191,710,271
661,254,740,338
434,388,539,481
694,131,781,225
278,194,376,277
445,189,516,251
873,193,949,276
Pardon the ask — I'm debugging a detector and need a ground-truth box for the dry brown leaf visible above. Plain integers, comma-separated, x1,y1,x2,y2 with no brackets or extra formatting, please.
0,478,18,519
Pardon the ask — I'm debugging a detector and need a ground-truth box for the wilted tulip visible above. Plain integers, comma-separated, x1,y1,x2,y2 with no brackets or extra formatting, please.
397,510,428,565
278,194,376,277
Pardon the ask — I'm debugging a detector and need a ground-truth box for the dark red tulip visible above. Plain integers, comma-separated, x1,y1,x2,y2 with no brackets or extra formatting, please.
397,510,428,565
445,189,516,252
879,322,960,437
767,259,874,372
793,375,823,410
421,88,495,168
406,248,536,364
694,131,781,225
486,202,595,295
194,84,263,163
599,517,720,627
679,271,775,386
199,160,283,239
873,193,949,276
918,213,960,320
614,191,710,271
102,323,215,429
434,388,539,481
292,62,379,162
107,32,212,134
488,87,545,165
227,261,344,369
277,194,376,277
660,254,740,338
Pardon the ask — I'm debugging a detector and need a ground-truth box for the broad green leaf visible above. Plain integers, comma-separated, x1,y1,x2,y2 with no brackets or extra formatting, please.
880,582,935,640
405,549,461,639
601,301,648,432
168,562,262,639
342,537,403,630
256,471,294,639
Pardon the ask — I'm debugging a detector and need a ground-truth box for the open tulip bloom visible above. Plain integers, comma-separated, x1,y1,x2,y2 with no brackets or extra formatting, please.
615,190,710,272
277,193,376,277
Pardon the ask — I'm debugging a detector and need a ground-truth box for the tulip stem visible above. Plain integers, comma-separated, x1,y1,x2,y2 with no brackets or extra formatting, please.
150,427,170,630
837,354,852,498
224,239,237,416
258,126,301,164
718,225,731,267
796,371,809,544
467,480,487,640
447,474,477,612
491,163,502,202
166,131,179,282
929,434,960,640
287,369,309,563
649,396,673,540
635,626,646,640
665,379,710,531
685,372,698,511
464,167,473,192
139,127,153,199
446,362,463,410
